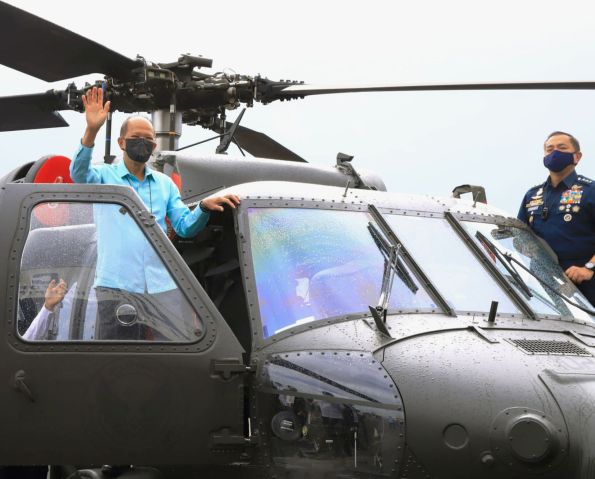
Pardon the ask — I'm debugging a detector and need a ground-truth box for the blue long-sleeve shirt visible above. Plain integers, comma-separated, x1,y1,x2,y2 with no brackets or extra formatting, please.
70,144,209,293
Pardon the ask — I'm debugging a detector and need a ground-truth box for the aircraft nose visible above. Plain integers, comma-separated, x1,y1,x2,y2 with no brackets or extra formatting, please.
378,327,583,478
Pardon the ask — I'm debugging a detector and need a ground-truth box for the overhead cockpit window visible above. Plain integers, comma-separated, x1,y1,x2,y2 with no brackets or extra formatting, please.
246,208,436,338
462,221,593,321
17,202,203,342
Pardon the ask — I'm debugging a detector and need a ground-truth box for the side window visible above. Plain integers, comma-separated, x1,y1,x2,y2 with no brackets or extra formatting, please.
17,201,203,342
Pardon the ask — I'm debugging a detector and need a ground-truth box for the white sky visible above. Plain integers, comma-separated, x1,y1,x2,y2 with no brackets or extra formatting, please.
2,0,595,213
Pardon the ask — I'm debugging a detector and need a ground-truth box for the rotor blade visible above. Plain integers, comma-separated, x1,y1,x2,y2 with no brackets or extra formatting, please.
263,81,595,102
229,124,307,163
0,1,139,81
0,92,69,132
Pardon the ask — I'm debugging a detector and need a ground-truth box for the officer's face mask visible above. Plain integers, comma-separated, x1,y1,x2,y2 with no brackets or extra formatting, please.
543,150,575,172
125,138,155,163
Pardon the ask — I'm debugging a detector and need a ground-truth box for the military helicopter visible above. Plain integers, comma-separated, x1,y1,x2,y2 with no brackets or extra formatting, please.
1,2,595,479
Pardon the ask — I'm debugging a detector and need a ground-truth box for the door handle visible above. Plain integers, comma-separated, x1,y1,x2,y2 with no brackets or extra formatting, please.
13,369,35,402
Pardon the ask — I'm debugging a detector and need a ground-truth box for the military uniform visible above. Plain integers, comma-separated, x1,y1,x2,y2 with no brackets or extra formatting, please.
518,170,595,305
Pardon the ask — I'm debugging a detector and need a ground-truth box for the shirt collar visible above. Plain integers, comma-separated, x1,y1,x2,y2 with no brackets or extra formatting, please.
545,169,578,190
116,160,154,182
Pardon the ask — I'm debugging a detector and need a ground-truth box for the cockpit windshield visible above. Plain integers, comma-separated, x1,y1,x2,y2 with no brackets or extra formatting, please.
462,221,593,321
246,208,436,337
244,206,594,339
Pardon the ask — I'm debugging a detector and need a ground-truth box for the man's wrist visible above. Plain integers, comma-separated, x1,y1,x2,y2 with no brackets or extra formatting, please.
199,201,210,213
81,127,99,148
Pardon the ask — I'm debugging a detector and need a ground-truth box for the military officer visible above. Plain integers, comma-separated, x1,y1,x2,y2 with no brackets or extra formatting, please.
518,131,595,306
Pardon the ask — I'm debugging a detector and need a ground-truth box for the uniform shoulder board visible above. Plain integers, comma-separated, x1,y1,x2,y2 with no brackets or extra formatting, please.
577,175,593,185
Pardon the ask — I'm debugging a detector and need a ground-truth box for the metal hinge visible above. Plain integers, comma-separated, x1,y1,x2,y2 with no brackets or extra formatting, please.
211,359,254,380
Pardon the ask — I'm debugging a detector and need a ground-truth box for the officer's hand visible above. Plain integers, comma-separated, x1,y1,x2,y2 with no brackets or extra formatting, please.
565,266,594,285
44,279,67,311
200,194,241,212
82,86,111,134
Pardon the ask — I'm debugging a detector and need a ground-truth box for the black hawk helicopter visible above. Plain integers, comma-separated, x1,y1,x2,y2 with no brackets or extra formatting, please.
1,2,595,478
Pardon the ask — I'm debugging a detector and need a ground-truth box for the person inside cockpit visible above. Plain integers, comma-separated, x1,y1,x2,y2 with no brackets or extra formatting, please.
23,278,67,341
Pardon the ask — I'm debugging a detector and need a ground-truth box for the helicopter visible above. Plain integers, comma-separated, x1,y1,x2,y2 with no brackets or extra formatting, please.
1,1,595,479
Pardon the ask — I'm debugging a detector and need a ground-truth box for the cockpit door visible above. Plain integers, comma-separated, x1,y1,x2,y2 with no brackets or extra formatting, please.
0,183,246,466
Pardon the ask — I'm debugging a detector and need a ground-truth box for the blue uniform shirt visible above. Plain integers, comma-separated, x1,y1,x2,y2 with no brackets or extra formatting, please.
70,144,209,293
518,170,595,270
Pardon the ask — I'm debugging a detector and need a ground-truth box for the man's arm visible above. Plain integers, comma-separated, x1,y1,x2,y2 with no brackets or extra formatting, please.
565,189,595,285
166,180,241,238
69,87,111,184
22,307,52,341
22,279,67,341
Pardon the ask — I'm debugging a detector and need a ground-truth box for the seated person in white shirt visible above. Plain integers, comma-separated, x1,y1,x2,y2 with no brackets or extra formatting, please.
23,279,67,341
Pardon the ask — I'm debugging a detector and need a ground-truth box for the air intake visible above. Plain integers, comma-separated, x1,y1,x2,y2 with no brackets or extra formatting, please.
509,339,591,357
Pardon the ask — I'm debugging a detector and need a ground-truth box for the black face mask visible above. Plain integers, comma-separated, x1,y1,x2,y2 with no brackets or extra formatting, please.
125,138,155,163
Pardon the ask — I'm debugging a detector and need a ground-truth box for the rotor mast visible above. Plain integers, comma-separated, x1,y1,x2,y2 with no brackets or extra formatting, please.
152,109,183,152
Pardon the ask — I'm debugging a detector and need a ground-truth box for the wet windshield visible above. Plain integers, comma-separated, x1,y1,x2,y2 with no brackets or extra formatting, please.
385,214,520,314
245,207,593,339
462,221,593,321
246,208,436,337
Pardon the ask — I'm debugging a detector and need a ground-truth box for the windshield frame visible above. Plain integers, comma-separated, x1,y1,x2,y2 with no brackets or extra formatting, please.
237,199,447,346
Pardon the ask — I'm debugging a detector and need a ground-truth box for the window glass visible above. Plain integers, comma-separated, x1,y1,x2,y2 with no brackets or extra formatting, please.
18,202,202,342
385,214,520,314
462,221,593,321
247,208,436,338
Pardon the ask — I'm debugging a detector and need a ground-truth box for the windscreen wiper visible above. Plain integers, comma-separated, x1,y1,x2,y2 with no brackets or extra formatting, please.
367,222,395,335
368,222,418,295
475,230,533,299
368,204,454,317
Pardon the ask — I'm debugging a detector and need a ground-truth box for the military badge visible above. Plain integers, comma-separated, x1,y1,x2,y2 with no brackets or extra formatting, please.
563,214,572,222
560,188,583,205
572,205,580,213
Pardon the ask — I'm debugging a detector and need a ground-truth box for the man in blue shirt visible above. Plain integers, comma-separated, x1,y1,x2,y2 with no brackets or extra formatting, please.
70,86,240,340
518,131,595,306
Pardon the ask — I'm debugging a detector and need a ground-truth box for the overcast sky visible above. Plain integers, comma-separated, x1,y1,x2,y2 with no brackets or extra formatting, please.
1,0,595,214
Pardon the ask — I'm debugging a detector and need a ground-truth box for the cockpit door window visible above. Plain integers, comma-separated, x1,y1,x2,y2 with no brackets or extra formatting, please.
18,201,202,342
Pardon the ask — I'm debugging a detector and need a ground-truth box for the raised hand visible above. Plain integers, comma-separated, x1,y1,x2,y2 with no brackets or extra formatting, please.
44,279,67,311
81,86,111,147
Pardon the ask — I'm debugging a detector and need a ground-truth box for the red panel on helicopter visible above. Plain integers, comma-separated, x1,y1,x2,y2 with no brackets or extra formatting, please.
29,155,73,226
